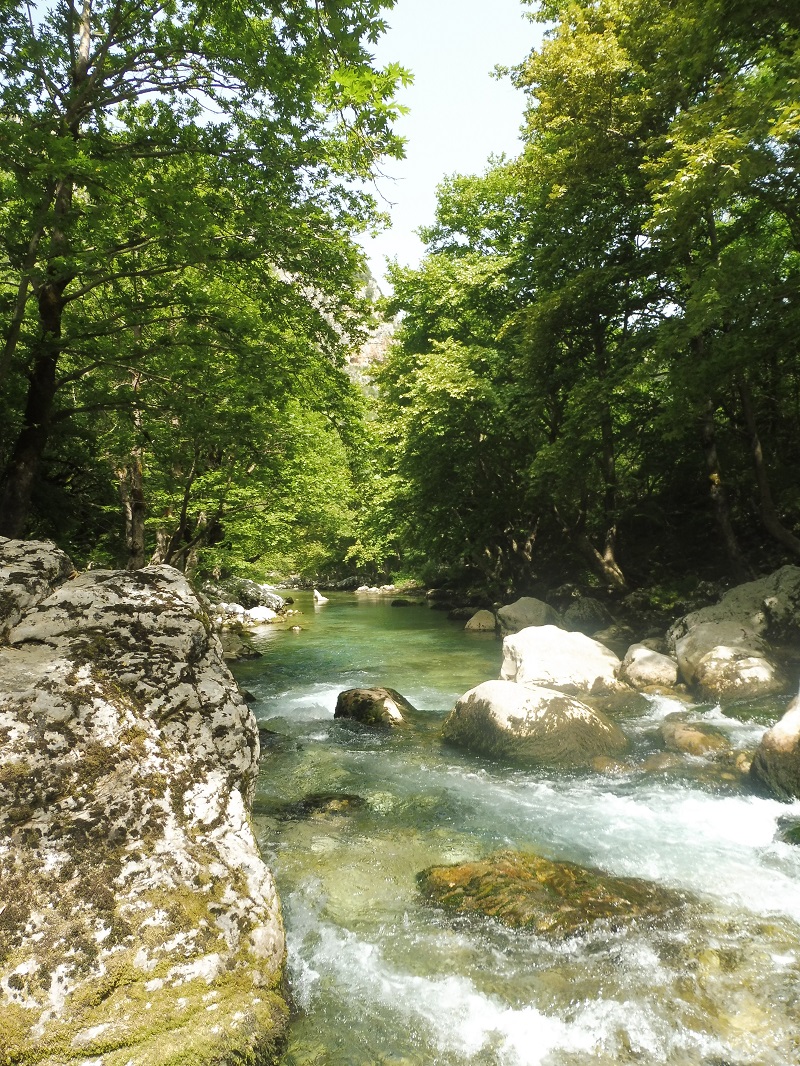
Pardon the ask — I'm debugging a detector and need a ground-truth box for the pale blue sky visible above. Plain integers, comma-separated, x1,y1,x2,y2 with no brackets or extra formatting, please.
359,0,543,287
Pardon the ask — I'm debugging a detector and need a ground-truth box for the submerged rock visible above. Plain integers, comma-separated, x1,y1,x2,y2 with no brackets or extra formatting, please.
334,686,416,726
660,715,731,757
272,792,367,821
0,540,288,1064
501,624,625,695
441,680,629,767
417,850,683,938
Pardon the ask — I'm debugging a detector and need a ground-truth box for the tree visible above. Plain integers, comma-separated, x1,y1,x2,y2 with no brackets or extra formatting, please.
0,0,408,541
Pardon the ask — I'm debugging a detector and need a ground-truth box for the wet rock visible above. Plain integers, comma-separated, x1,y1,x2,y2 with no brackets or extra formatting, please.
776,816,800,845
0,540,288,1063
275,793,367,821
496,597,562,636
660,715,731,757
417,850,683,938
618,643,679,691
749,690,800,800
334,687,416,726
464,609,496,632
219,625,262,661
501,624,625,695
441,680,629,767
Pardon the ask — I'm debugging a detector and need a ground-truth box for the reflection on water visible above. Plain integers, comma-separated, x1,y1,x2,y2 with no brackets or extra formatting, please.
235,592,800,1065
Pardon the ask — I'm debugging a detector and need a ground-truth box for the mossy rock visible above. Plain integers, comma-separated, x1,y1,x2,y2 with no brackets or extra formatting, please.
417,850,684,938
334,687,415,727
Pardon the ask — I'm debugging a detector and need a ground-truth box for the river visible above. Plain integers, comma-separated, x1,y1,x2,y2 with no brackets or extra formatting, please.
234,591,800,1065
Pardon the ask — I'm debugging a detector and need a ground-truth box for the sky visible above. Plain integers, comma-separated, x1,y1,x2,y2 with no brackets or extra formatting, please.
359,0,544,289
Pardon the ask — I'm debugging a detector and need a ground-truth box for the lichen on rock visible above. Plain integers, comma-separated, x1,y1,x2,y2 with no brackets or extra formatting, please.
0,540,287,1065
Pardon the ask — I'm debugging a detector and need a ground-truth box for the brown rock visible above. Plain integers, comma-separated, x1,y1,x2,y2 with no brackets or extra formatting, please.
417,850,683,939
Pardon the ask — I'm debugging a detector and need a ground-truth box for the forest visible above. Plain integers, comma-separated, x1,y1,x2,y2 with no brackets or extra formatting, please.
2,0,800,604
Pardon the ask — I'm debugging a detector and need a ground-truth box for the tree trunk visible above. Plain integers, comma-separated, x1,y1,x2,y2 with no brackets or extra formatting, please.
554,504,628,591
0,5,92,533
700,398,752,582
0,289,64,538
117,456,146,569
738,378,800,558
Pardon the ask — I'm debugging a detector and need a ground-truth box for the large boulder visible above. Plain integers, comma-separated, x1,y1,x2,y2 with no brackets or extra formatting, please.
501,624,624,695
417,850,683,939
0,542,287,1065
673,621,784,700
618,643,679,691
749,691,800,800
441,680,629,767
668,566,800,645
666,567,800,699
496,597,562,636
334,687,415,726
562,596,615,636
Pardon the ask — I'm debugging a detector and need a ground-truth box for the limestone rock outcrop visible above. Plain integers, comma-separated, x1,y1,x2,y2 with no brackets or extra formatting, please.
0,541,287,1065
0,536,74,637
441,680,629,767
501,624,624,695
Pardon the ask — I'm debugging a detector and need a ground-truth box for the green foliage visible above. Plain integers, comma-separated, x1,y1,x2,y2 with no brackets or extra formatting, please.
0,0,408,574
376,0,800,593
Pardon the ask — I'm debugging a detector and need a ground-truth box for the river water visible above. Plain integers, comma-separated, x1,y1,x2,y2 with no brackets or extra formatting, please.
234,592,800,1066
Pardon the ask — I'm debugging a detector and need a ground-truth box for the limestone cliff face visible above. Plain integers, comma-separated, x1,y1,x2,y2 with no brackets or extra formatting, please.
0,538,287,1065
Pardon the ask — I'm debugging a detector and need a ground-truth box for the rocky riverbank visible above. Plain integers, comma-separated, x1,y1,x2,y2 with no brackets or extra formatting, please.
0,538,288,1065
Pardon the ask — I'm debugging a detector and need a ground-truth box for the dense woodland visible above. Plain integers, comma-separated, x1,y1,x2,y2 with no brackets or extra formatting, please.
2,0,800,603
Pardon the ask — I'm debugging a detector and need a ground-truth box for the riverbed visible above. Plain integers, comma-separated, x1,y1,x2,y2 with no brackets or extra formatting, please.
234,592,800,1065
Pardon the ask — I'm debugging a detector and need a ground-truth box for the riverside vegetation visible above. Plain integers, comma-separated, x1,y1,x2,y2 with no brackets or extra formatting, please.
3,1,800,1064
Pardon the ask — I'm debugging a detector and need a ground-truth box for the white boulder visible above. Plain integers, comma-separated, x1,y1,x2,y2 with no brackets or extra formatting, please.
618,643,679,691
501,625,624,694
442,680,629,766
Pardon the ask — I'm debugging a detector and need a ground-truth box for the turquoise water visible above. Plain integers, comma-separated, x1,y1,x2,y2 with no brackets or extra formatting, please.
236,592,800,1065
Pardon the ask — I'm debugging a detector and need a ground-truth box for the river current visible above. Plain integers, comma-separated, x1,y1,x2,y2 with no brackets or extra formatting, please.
234,592,800,1066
